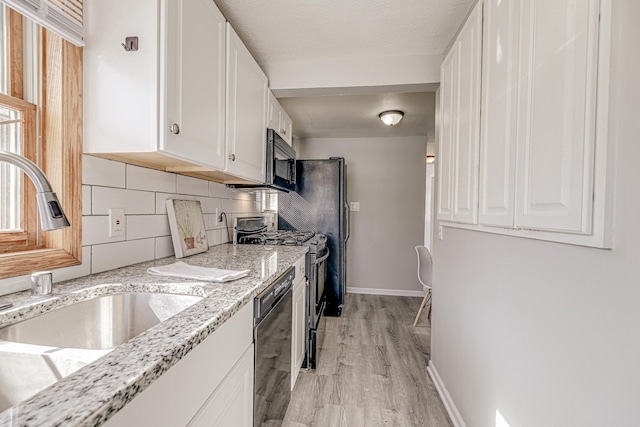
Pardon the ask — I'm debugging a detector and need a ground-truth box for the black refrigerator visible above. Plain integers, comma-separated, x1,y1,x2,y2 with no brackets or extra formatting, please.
278,158,349,316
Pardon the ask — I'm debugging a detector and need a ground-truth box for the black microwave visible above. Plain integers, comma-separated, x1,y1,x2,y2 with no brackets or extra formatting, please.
227,129,296,192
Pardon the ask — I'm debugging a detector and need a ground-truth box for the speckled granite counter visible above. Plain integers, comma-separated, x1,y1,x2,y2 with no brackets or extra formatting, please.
0,244,307,427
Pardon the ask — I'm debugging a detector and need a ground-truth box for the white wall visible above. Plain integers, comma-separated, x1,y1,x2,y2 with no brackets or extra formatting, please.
300,136,426,296
431,1,640,426
0,155,261,296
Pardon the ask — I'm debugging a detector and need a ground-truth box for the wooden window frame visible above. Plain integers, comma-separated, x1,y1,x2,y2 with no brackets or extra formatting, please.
0,9,81,279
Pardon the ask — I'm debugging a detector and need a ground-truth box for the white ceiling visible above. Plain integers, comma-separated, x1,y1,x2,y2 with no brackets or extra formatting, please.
214,0,474,140
280,92,436,140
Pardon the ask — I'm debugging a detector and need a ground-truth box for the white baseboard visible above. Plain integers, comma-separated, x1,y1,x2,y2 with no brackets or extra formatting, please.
427,361,467,427
347,286,424,297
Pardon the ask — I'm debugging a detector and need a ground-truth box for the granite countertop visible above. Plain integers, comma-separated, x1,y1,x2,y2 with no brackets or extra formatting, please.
0,244,307,427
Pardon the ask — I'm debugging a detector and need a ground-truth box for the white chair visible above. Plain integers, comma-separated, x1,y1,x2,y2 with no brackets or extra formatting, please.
413,245,433,327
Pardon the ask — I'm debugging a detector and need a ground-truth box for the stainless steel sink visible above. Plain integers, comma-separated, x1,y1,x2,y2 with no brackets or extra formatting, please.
0,292,202,411
0,292,203,349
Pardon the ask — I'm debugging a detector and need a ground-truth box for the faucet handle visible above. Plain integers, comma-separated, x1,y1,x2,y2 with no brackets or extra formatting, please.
31,271,53,296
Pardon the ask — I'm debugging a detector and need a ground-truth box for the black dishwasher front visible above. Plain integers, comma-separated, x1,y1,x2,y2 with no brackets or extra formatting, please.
254,267,294,426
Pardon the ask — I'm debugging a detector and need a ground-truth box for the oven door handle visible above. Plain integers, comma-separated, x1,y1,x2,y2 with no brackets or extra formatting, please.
314,248,330,264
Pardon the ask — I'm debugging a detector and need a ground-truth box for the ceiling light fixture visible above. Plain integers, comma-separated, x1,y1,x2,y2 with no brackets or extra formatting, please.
379,110,404,126
426,155,436,164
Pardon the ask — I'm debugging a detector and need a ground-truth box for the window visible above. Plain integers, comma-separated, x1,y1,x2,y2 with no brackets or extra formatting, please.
0,6,38,252
0,5,81,279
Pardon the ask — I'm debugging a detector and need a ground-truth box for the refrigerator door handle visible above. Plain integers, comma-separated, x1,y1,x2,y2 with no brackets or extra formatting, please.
345,200,350,241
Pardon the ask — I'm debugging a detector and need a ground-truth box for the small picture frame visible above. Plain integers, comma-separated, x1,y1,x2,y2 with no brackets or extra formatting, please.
166,199,209,258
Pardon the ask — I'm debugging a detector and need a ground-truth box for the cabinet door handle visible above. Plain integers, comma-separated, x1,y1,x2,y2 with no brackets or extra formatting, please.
169,123,180,134
229,154,236,161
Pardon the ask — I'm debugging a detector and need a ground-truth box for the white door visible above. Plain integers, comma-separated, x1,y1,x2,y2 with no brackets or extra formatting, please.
452,1,482,225
162,0,226,170
514,0,600,233
225,24,268,183
437,44,458,222
478,0,520,227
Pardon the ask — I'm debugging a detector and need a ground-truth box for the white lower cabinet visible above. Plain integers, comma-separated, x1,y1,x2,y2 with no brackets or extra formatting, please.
291,256,306,390
188,345,254,427
104,303,253,427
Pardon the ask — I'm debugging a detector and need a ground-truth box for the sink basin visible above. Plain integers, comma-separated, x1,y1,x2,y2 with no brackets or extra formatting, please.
0,292,203,350
0,292,203,411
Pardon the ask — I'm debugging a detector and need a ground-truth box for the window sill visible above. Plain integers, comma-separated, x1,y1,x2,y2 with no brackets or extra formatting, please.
0,248,80,279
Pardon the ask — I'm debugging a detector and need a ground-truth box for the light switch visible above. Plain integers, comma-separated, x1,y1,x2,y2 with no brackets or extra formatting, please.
350,202,360,212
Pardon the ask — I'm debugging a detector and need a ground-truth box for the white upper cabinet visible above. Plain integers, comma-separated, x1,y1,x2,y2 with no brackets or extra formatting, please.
163,0,227,170
437,43,457,222
478,0,520,227
267,91,293,145
84,0,226,172
437,1,482,224
452,2,482,224
225,24,268,183
439,0,614,247
514,0,601,233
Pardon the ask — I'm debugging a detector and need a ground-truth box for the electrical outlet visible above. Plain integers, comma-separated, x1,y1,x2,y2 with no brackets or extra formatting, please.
349,202,360,212
215,208,224,225
439,225,444,241
109,208,125,238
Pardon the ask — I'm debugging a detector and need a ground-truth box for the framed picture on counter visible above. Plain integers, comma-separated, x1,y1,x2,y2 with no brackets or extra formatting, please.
166,199,209,258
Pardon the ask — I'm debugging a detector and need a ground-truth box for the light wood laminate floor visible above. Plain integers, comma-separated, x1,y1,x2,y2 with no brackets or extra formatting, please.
283,294,452,427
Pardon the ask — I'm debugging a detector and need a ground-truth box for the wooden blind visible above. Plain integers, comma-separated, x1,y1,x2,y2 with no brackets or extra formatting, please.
0,0,82,46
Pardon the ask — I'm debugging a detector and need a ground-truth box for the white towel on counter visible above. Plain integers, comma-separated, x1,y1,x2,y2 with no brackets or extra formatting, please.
147,261,250,282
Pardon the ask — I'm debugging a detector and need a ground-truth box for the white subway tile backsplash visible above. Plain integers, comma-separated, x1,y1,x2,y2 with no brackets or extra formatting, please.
127,215,170,240
92,239,155,274
83,155,126,188
92,187,155,215
197,197,222,214
82,185,92,215
209,181,237,199
53,246,92,283
127,165,177,193
155,236,175,259
222,199,243,213
83,216,125,246
206,230,219,246
1,155,269,292
177,175,209,196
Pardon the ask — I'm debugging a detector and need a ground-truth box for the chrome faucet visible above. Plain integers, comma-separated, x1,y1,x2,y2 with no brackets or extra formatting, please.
0,150,70,231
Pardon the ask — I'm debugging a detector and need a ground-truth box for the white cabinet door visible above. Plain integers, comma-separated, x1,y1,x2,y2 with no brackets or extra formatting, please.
514,0,600,233
188,344,254,427
225,24,268,183
267,91,294,145
162,0,226,170
103,303,253,427
280,111,293,145
478,0,520,227
452,1,482,224
291,278,306,390
437,44,458,222
267,91,282,134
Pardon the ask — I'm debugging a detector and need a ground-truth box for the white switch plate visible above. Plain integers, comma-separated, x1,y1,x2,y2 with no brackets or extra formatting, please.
109,208,125,238
350,202,360,212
